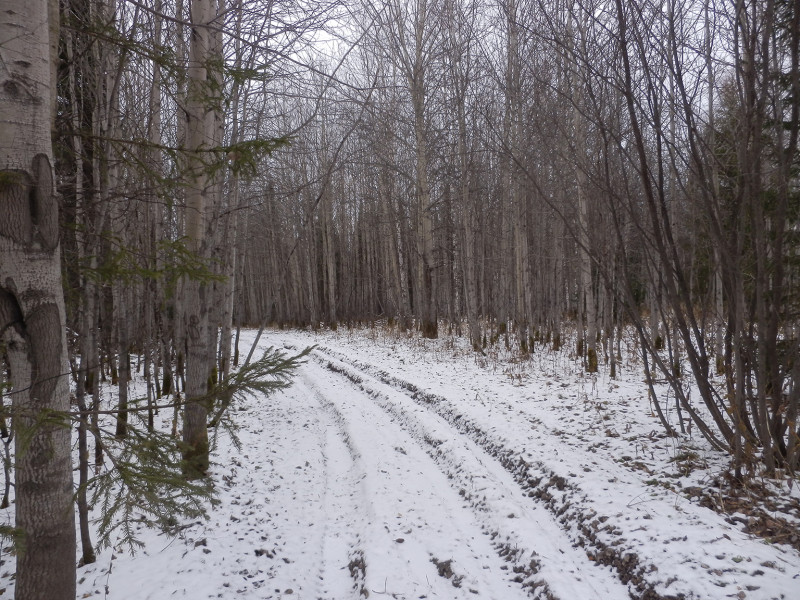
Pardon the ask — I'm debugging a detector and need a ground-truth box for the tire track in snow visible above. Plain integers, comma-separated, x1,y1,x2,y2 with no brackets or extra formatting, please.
308,344,682,600
296,372,372,599
308,351,631,600
299,358,539,600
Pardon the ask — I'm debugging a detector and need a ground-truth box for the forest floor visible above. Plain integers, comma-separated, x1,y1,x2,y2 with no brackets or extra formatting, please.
3,326,800,599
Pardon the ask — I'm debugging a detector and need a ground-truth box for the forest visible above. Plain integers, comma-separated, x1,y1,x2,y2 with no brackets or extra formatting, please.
0,0,798,598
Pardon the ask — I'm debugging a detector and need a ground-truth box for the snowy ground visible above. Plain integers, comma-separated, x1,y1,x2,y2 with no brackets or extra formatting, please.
2,326,799,599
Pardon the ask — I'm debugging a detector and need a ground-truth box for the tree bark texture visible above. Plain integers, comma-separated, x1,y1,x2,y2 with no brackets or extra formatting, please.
181,0,221,476
0,1,76,597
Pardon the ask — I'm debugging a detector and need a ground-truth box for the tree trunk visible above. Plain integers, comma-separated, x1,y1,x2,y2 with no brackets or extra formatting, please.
0,1,76,596
115,288,129,438
182,0,219,477
412,83,436,338
570,11,597,372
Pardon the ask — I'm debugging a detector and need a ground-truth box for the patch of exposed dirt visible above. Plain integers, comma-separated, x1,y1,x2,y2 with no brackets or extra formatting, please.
348,551,369,598
689,472,800,554
430,557,464,588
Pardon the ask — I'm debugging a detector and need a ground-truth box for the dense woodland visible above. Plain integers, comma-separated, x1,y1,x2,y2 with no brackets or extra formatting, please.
0,0,798,597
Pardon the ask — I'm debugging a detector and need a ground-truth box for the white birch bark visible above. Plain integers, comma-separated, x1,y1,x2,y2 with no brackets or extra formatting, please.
0,0,76,596
182,0,218,475
410,28,437,338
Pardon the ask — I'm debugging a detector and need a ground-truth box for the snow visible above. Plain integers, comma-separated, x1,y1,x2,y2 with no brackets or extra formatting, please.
2,326,799,599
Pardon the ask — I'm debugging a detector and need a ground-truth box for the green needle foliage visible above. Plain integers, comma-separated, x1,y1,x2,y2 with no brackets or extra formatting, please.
1,343,313,555
89,422,215,552
84,344,312,554
81,236,226,288
208,345,313,429
219,137,292,177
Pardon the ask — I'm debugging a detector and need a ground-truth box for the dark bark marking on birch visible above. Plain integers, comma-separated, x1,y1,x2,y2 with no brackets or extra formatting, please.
27,303,62,405
0,287,21,322
0,287,24,338
0,156,58,251
2,80,21,98
0,169,33,245
31,154,58,250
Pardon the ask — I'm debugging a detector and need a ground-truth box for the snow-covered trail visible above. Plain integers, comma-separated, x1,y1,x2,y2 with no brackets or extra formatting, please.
296,355,629,599
276,329,800,600
298,362,527,598
64,327,799,600
72,331,626,600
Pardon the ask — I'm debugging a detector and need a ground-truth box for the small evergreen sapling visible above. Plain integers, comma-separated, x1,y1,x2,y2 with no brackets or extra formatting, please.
84,344,312,553
0,343,311,556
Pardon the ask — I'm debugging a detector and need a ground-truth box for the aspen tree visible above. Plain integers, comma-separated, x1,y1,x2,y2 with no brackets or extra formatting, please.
0,0,77,596
568,7,597,371
443,0,481,349
182,0,220,477
368,0,440,337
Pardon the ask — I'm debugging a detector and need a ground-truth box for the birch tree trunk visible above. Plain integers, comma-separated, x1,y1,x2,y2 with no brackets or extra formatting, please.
569,10,597,372
322,175,338,326
505,0,531,351
219,0,245,379
411,44,437,338
182,0,219,476
706,1,724,375
455,88,481,348
0,0,76,596
378,0,438,338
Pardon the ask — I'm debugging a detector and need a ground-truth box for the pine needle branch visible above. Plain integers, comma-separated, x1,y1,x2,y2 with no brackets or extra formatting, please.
207,345,313,428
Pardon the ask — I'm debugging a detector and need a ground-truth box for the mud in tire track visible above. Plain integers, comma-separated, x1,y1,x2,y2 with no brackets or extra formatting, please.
297,359,554,599
319,360,559,599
